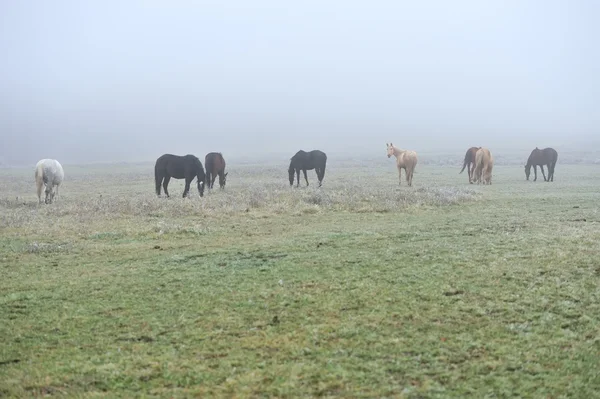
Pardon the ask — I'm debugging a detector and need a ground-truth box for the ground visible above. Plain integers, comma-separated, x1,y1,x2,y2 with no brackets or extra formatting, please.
1,159,599,398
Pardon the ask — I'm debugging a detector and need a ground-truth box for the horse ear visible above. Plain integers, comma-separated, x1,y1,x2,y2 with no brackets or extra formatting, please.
225,172,228,177
390,142,393,147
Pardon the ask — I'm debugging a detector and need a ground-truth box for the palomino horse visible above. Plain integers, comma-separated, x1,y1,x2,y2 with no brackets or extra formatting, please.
154,154,206,198
386,143,418,186
35,159,64,204
472,147,493,185
525,147,558,182
288,150,327,187
205,152,228,189
459,146,481,184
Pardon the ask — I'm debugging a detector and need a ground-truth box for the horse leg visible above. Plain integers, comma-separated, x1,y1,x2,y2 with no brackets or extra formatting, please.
317,168,323,187
183,178,192,198
397,167,402,185
468,163,473,184
211,173,217,189
303,169,309,186
533,165,538,181
163,176,171,197
540,165,547,182
295,169,300,187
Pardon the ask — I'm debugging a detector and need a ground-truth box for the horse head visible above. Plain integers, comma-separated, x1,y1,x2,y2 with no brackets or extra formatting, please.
219,172,228,189
44,185,55,204
197,179,205,197
386,143,394,158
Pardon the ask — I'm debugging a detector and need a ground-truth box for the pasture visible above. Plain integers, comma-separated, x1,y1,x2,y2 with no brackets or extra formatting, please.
1,156,599,398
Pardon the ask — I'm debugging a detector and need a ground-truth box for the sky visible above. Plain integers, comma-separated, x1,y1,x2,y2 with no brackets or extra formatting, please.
0,0,598,165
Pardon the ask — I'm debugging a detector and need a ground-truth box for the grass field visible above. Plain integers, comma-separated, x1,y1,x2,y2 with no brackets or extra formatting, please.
1,157,599,398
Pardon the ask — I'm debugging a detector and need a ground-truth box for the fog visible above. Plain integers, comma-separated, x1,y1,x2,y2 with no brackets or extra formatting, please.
1,1,598,165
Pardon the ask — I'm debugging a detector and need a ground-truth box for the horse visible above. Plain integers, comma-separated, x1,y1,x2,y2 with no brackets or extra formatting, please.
472,147,493,185
459,146,481,184
35,159,64,204
288,150,327,187
525,147,558,182
154,154,206,198
386,143,418,186
205,152,228,189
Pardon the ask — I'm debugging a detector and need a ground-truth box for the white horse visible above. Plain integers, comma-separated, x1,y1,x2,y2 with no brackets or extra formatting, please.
35,159,64,204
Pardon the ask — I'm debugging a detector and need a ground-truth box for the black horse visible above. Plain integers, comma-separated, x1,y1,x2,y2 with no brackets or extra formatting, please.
288,150,327,187
525,147,558,182
155,154,206,197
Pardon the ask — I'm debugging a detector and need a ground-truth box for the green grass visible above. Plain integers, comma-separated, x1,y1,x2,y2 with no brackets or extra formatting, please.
1,160,599,398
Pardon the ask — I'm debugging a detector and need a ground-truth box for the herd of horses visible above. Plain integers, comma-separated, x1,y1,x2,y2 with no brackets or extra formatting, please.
33,145,559,203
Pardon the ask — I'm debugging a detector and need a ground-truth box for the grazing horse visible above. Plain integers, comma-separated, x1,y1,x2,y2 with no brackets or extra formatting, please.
386,143,418,186
288,150,327,187
459,146,481,184
155,154,206,198
525,147,558,182
35,159,64,204
205,152,228,189
472,147,493,185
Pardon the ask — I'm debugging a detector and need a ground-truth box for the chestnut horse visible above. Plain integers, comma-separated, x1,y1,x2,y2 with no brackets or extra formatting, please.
473,147,493,185
205,152,228,189
386,143,418,186
525,147,558,182
459,146,480,184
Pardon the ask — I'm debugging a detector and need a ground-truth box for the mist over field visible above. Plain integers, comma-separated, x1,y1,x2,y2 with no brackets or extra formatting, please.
1,1,598,166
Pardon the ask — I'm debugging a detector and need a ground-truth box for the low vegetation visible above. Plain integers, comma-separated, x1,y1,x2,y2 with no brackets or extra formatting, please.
1,160,599,397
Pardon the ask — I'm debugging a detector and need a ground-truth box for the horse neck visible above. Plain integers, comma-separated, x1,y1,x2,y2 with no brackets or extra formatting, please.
526,152,539,166
392,147,406,158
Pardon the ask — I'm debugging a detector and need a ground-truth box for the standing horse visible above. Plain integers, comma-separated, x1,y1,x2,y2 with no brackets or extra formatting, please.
525,147,558,182
459,146,481,184
288,150,327,187
155,154,206,198
205,152,228,189
35,159,64,204
386,143,418,186
472,147,493,185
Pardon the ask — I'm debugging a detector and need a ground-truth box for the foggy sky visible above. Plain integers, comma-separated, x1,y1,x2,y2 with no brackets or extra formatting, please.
1,1,598,165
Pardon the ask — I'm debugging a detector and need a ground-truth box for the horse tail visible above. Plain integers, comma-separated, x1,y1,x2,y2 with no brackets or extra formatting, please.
35,162,44,202
459,149,470,174
320,160,326,181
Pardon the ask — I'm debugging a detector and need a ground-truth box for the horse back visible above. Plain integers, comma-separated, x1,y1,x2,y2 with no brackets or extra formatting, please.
36,159,64,185
468,147,479,162
205,152,226,173
397,150,417,168
543,147,558,163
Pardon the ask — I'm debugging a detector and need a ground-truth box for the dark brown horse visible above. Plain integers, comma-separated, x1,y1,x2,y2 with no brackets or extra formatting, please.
155,154,206,197
525,147,558,182
459,146,481,184
289,150,327,187
205,152,227,189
